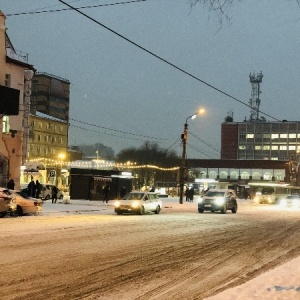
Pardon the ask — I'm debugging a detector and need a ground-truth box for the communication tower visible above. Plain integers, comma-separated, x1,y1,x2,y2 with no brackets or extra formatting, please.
249,71,263,121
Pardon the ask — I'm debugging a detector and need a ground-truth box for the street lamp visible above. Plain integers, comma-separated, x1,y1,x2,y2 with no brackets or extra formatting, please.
179,108,205,204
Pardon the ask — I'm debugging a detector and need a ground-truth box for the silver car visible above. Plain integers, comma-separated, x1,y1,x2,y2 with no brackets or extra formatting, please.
114,191,162,215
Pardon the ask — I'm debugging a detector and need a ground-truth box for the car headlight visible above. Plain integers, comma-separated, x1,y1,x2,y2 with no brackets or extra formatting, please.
215,197,225,205
197,197,204,204
114,201,121,208
131,201,140,208
254,197,259,203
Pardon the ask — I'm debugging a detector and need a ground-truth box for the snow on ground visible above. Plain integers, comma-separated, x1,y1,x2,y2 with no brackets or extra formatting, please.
40,197,300,299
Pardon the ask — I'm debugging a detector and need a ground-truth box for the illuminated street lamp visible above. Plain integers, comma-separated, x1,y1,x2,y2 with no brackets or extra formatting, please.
179,108,205,204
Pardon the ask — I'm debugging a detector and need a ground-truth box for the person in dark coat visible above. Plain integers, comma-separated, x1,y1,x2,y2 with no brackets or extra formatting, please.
189,187,195,203
7,179,15,190
120,186,127,199
35,180,41,198
103,184,110,203
27,180,36,197
52,186,58,203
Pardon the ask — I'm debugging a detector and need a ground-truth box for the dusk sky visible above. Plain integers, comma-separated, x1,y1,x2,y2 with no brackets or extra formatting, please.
1,0,300,158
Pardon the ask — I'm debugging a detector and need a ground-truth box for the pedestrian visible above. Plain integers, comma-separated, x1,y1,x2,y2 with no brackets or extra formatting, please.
35,180,41,198
27,180,36,197
185,188,190,202
103,183,110,203
189,187,194,203
7,179,15,190
52,186,58,203
120,186,127,199
150,186,155,192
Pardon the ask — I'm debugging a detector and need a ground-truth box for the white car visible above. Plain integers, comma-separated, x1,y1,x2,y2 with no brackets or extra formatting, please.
280,194,300,209
12,190,43,216
114,191,162,215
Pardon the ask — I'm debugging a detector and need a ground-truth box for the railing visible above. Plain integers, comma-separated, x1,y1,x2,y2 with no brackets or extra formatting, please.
6,48,29,63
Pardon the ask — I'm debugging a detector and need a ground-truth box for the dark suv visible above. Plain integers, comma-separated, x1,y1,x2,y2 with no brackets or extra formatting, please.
198,189,238,214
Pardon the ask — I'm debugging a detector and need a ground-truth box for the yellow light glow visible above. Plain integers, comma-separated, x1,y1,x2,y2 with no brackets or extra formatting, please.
198,107,205,115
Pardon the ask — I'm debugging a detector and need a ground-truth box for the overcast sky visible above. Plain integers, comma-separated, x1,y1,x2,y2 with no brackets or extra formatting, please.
1,0,300,158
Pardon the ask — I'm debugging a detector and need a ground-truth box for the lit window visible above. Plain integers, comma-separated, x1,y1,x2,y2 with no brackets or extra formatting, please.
280,134,287,139
271,134,279,139
2,116,10,133
289,134,296,138
271,157,278,160
247,134,254,138
263,145,270,150
289,145,296,150
239,145,246,150
271,146,278,150
279,145,287,150
255,145,262,150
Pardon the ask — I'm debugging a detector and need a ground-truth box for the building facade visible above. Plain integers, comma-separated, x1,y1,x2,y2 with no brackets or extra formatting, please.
221,121,300,162
0,11,35,189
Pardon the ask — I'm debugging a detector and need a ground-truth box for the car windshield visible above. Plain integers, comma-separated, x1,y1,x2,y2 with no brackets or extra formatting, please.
287,195,299,199
122,193,144,200
206,191,225,197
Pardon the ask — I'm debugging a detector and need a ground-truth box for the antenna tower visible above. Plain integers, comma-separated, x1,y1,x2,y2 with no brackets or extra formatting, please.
249,71,263,121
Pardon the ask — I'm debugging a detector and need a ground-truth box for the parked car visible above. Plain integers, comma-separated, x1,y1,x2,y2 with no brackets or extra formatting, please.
197,189,238,214
0,187,17,218
10,190,43,216
279,194,300,209
114,191,162,215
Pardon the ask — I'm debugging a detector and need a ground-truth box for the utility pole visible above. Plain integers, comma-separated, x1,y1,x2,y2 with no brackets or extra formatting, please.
179,122,188,204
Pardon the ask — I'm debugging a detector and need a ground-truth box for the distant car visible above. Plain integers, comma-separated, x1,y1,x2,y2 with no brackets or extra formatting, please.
279,194,300,209
0,187,17,218
10,190,43,216
197,189,238,214
114,191,162,215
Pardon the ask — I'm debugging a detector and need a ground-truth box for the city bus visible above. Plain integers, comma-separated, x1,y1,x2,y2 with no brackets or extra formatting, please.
248,182,291,204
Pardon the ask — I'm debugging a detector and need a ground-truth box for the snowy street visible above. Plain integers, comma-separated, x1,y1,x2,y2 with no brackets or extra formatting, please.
1,197,300,300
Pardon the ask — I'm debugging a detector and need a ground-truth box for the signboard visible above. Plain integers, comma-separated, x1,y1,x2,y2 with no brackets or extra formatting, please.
49,171,56,178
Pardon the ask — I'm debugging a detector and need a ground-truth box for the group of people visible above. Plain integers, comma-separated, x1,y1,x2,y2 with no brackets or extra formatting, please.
185,187,195,202
27,180,42,198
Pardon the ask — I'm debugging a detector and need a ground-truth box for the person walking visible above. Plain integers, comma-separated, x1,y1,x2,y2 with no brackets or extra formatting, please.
35,180,41,198
189,187,194,203
103,183,110,203
7,179,15,190
52,186,58,203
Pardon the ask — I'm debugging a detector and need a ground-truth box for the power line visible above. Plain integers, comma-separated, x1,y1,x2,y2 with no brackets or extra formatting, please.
189,131,220,153
6,0,148,16
58,0,281,122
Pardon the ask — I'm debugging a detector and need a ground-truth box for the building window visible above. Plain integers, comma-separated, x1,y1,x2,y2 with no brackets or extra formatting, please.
5,74,11,87
239,145,246,150
289,133,296,139
271,134,279,139
255,145,262,150
280,134,287,139
263,134,270,139
59,126,63,133
255,133,262,139
38,122,42,129
37,147,41,154
263,145,270,150
289,145,296,150
44,136,49,142
37,134,41,141
246,134,254,139
2,116,10,133
271,145,278,150
271,157,278,160
279,145,287,150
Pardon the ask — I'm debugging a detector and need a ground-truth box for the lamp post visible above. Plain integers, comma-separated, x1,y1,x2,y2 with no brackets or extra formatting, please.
179,108,205,204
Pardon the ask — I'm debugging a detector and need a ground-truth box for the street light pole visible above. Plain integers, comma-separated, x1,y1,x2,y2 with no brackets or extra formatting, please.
179,121,188,204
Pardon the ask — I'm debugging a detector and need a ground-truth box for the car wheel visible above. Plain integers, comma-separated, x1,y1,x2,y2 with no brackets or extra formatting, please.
45,195,50,200
154,205,161,214
0,212,6,218
139,206,145,215
115,210,122,215
17,206,23,216
231,203,238,213
221,204,227,214
198,208,204,213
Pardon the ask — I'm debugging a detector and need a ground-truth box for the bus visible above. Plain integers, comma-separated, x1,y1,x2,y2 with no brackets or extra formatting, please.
248,182,292,204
